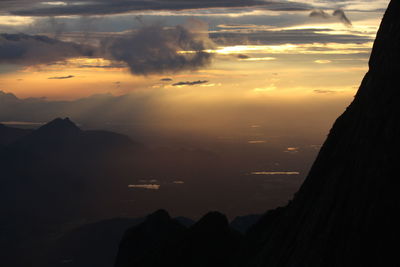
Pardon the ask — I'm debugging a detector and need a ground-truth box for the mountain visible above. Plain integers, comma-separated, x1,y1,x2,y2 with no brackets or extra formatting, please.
230,214,262,234
43,214,194,267
116,210,243,267
6,118,143,223
115,210,187,267
11,117,138,153
0,123,31,145
114,1,400,266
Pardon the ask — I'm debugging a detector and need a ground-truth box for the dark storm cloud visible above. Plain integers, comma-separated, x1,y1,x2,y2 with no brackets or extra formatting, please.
333,9,352,26
0,33,94,65
237,54,250,59
309,8,352,26
48,75,75,79
7,0,312,16
309,9,330,19
101,25,213,75
172,80,208,86
0,21,213,75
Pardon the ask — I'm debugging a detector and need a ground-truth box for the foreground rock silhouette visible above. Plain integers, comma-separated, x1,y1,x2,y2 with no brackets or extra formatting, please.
115,1,400,266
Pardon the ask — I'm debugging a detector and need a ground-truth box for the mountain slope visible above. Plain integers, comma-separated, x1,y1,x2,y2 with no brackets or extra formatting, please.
0,123,31,145
245,1,400,266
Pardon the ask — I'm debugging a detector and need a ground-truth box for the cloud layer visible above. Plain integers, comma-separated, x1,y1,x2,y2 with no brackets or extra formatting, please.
6,0,312,16
172,80,209,86
0,21,214,75
0,33,94,65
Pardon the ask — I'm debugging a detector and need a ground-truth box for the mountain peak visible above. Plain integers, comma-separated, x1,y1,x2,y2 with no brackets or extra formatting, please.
37,117,81,135
146,209,171,222
192,211,230,233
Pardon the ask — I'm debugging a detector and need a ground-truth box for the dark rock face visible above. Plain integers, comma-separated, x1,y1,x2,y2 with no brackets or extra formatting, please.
230,214,262,234
245,1,400,266
115,210,187,267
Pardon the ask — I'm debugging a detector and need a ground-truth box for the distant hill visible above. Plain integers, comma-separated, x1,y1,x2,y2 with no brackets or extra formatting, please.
0,118,147,267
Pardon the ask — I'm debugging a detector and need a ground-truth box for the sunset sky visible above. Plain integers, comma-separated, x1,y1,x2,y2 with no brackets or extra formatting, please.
0,0,394,223
0,0,390,141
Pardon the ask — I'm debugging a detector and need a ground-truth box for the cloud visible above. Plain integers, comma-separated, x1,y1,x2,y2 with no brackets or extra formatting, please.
101,24,213,75
160,78,173,82
8,0,312,17
48,75,75,79
333,9,352,26
313,89,337,94
237,54,250,59
314,60,331,64
172,80,209,86
309,9,330,19
128,184,160,190
309,8,352,26
0,33,94,65
1,20,213,75
211,28,369,46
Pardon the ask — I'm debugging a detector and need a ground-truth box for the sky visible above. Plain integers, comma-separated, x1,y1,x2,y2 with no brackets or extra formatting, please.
0,0,391,140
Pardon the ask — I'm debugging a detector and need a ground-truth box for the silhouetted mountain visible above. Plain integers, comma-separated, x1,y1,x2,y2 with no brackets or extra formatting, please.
115,210,243,267
0,123,31,145
159,211,242,267
115,210,187,267
174,216,196,228
0,117,150,267
230,214,262,234
11,117,138,154
114,1,400,266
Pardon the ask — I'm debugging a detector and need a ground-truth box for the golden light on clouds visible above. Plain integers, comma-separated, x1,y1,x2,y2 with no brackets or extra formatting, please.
0,16,34,26
315,60,332,64
179,43,372,57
